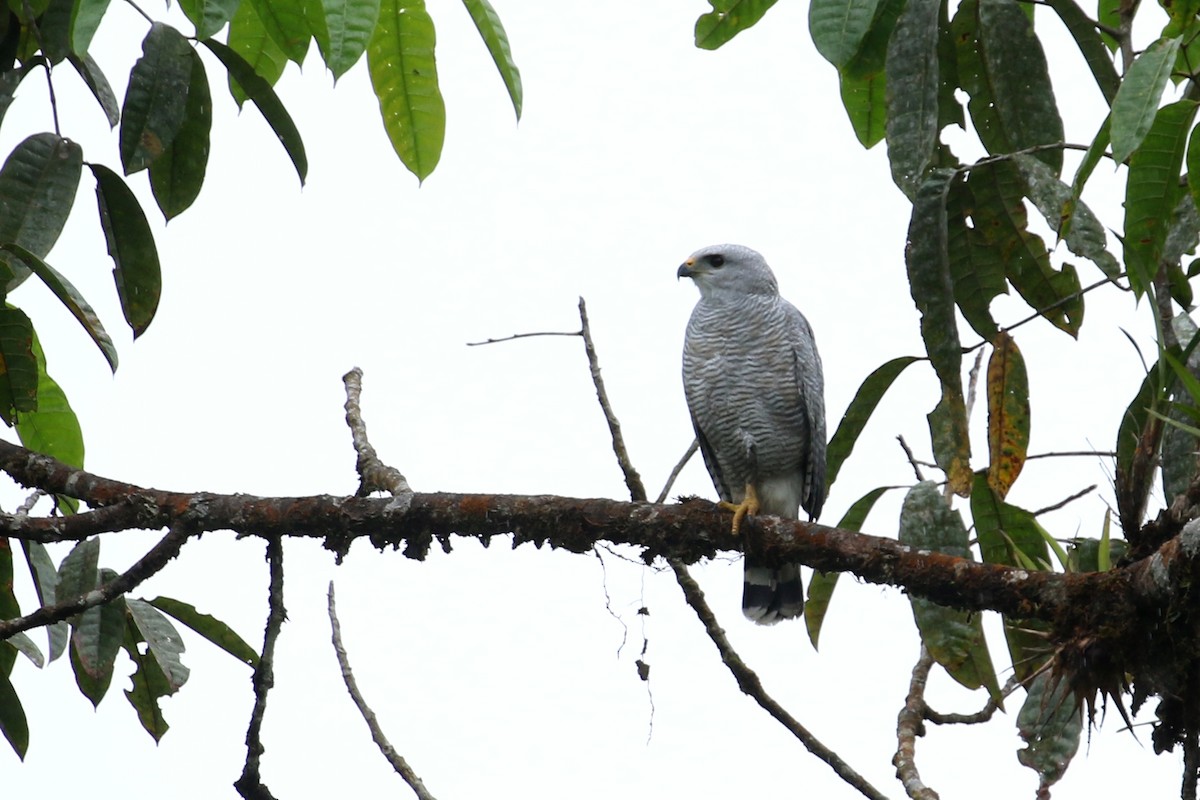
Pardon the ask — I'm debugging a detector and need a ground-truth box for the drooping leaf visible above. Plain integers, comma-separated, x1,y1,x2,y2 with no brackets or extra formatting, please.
16,330,84,510
305,0,378,80
70,0,112,55
461,0,520,119
839,70,886,148
1042,0,1119,105
840,0,903,79
0,537,17,626
203,38,307,184
927,387,972,496
122,616,172,740
1115,355,1170,535
953,0,1064,174
20,540,68,661
0,132,83,290
0,60,42,132
805,486,890,649
0,670,27,759
0,243,118,371
226,0,288,107
149,596,258,667
0,306,37,424
694,0,779,49
810,0,879,68
1163,315,1200,505
4,633,42,668
883,0,939,198
1013,153,1120,279
366,0,443,182
178,0,240,39
38,0,73,63
826,355,920,488
905,169,961,386
69,590,126,707
66,53,119,127
1110,37,1182,164
126,598,189,691
119,23,193,175
986,331,1030,499
149,48,212,220
54,537,99,607
945,175,1005,340
1017,671,1082,789
91,165,161,337
248,0,310,62
898,481,1001,700
1123,100,1197,297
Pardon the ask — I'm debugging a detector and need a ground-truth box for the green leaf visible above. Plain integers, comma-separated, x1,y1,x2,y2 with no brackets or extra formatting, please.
67,53,119,128
826,355,920,488
122,615,172,740
4,633,42,668
460,0,520,119
905,169,962,387
203,38,307,185
91,165,162,337
248,0,310,62
126,598,189,691
226,0,288,107
838,70,886,148
810,0,879,68
0,670,27,759
20,540,68,661
1013,153,1120,280
70,0,112,54
1123,101,1197,297
366,0,444,182
695,0,779,49
69,591,126,707
954,0,1064,174
305,0,377,80
1110,37,1182,164
178,0,239,39
1098,0,1119,50
149,48,211,220
986,331,1030,499
1017,671,1082,788
0,537,17,624
0,132,83,289
0,307,37,424
149,596,259,667
805,486,890,649
840,0,903,79
8,0,49,22
899,481,1001,700
0,243,118,371
120,23,194,175
945,175,1005,340
1068,533,1128,572
38,0,73,63
16,330,85,502
883,0,939,197
54,537,98,607
0,61,43,132
1115,353,1170,534
1042,0,1119,105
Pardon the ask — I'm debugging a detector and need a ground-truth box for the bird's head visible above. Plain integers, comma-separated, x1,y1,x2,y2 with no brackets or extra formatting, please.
677,244,779,301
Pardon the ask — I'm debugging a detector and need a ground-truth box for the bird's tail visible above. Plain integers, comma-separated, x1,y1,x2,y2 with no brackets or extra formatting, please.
742,561,804,625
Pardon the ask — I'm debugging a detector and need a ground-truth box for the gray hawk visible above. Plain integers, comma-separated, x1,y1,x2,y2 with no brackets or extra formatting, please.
678,244,827,624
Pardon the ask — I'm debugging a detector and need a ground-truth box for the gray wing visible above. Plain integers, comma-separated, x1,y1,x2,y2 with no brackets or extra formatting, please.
787,304,827,520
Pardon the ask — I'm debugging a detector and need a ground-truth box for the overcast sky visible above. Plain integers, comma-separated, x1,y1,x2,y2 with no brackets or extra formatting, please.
0,2,1183,798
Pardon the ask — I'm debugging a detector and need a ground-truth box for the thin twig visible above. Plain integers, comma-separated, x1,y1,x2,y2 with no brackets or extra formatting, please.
329,582,438,800
235,537,286,800
343,367,413,504
924,674,1021,725
1026,450,1115,460
897,436,926,482
669,559,889,800
466,330,580,346
578,298,647,502
894,646,939,800
964,349,985,421
656,439,699,504
15,490,43,517
1031,485,1098,517
0,525,189,640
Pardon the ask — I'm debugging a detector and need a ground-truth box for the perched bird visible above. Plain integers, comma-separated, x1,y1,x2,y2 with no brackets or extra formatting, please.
678,244,826,624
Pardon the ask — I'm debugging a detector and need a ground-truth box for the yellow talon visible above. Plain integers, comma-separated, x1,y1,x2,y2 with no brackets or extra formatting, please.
718,484,760,535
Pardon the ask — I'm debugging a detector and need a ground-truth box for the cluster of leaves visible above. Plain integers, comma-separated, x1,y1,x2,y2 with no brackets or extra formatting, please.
700,0,1200,790
0,535,258,758
0,0,522,762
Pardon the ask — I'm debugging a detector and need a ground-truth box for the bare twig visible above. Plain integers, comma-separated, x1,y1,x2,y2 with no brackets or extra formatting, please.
329,582,438,800
656,439,699,504
894,647,939,800
343,367,413,504
923,674,1021,725
670,559,890,800
15,490,44,517
1031,485,1098,517
1026,450,1115,460
897,436,926,482
235,537,286,800
466,330,579,346
578,298,647,502
0,525,189,640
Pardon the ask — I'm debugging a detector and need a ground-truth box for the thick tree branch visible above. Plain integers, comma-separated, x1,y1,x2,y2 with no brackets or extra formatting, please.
669,559,890,800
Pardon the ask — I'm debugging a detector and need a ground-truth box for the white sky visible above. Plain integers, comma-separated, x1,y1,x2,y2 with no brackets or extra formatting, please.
0,1,1184,798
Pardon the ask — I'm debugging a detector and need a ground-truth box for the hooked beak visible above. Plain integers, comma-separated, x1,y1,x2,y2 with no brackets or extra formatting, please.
677,258,698,280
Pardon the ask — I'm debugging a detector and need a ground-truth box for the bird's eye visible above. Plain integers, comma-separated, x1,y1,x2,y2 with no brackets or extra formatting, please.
706,254,726,268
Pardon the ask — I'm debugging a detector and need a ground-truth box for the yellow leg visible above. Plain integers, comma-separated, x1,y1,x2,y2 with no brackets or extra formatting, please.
718,483,759,535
